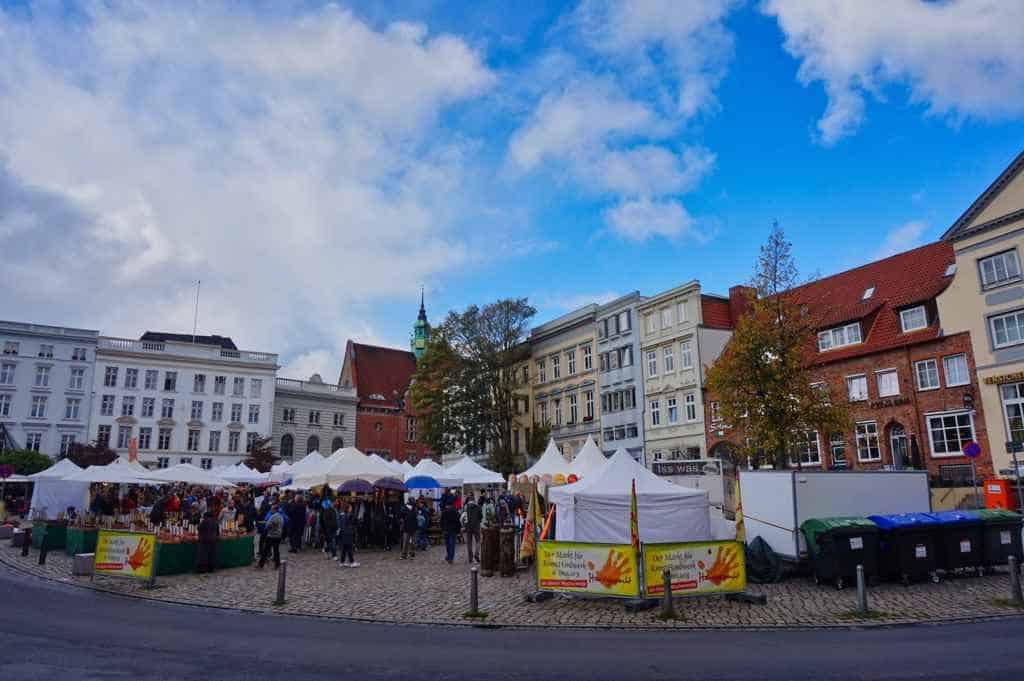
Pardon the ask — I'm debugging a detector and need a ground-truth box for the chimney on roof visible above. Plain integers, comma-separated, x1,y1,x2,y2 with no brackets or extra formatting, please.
729,285,756,322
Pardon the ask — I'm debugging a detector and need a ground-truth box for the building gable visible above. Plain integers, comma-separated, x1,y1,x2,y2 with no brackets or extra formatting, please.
943,149,1024,241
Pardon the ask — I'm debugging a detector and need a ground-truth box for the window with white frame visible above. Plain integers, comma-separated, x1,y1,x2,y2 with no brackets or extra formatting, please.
0,363,13,385
232,377,244,396
568,394,578,423
200,458,212,470
876,369,900,397
567,349,576,376
991,309,1024,349
830,433,846,464
667,398,678,423
29,395,47,418
121,396,135,416
228,431,240,452
676,301,687,323
230,403,242,422
663,346,674,372
250,378,262,398
979,249,1021,289
538,401,548,424
309,410,320,424
60,434,76,457
142,397,155,418
943,354,969,387
685,393,697,421
855,422,881,461
846,375,868,401
211,402,223,421
100,394,115,416
208,431,221,452
161,398,175,419
1001,382,1024,444
69,367,85,390
817,323,862,352
117,425,132,448
661,308,672,328
553,399,562,426
158,428,172,450
97,425,111,448
187,429,200,451
144,369,158,390
900,306,928,333
710,401,721,423
247,432,260,452
214,375,226,394
585,391,594,419
179,457,193,465
72,347,87,361
647,350,658,377
25,433,42,451
0,394,10,417
583,344,593,371
650,400,660,426
645,314,656,334
619,311,631,332
789,431,821,466
193,373,206,393
333,412,345,427
164,371,177,391
537,359,546,383
915,359,940,390
927,411,975,457
191,400,203,420
680,340,693,369
551,355,560,379
35,365,50,387
124,368,138,389
104,366,118,387
2,341,18,355
157,457,169,469
38,344,53,358
248,404,260,424
138,427,152,449
621,346,633,367
282,407,294,423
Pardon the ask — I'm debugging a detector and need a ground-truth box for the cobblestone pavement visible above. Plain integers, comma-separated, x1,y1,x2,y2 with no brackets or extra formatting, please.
2,540,1021,629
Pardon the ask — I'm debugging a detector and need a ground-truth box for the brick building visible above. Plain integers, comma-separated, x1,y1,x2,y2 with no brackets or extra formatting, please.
337,340,434,465
706,242,995,482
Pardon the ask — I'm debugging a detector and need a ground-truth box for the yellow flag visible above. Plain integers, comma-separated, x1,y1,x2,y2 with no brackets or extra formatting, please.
519,487,538,560
629,478,640,552
734,477,745,543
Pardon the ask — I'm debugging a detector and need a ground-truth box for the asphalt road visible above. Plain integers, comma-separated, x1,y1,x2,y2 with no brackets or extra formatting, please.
0,566,1021,681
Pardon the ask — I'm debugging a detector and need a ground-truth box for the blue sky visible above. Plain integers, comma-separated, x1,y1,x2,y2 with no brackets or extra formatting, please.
1,1,1022,379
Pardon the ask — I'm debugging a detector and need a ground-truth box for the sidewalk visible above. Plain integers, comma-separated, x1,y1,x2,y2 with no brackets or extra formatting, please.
2,542,1021,628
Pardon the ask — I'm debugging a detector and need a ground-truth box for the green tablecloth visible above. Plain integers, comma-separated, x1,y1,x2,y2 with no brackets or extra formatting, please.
31,522,67,550
156,535,253,575
64,528,99,556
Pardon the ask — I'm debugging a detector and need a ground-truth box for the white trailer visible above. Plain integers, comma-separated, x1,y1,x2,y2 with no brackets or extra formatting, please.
739,470,931,561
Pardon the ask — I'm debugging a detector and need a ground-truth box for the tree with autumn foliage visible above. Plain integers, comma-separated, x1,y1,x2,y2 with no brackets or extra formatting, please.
705,223,850,469
243,436,278,473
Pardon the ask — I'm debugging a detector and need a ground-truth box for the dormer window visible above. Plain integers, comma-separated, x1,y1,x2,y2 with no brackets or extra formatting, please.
862,287,874,300
900,305,927,333
817,322,862,352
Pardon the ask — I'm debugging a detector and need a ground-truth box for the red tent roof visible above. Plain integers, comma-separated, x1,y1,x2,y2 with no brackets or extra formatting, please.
785,241,956,363
346,342,417,408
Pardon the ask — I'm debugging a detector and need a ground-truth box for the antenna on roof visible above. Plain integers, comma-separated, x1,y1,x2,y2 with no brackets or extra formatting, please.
192,279,201,344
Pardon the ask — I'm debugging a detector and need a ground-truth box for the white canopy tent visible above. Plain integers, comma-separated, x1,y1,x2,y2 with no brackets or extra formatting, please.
219,463,266,485
288,451,328,479
29,459,88,519
568,435,609,479
407,458,462,487
63,462,160,485
548,449,711,544
369,454,405,477
400,461,415,475
520,439,571,479
324,448,396,485
116,457,151,475
145,463,235,487
446,457,504,486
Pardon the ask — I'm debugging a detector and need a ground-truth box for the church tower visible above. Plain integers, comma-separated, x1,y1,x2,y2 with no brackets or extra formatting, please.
410,287,430,360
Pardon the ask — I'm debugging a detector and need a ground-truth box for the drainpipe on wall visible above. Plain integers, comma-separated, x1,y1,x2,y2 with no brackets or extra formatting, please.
905,343,924,472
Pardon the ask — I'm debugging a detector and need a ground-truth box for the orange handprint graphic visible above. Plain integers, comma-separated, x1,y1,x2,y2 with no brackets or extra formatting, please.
126,538,152,572
592,549,630,590
703,545,740,586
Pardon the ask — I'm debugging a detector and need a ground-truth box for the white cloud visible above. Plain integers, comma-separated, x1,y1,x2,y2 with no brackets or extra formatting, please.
539,291,620,314
605,197,706,242
874,220,927,260
0,3,494,373
764,0,1024,145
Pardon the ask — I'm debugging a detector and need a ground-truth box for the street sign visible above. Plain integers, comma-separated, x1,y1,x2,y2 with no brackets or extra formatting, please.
962,441,982,459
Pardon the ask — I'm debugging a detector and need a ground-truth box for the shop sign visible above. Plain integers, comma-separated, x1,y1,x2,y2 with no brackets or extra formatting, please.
94,530,156,580
652,460,708,476
642,540,746,598
536,541,639,598
868,396,911,409
984,371,1024,385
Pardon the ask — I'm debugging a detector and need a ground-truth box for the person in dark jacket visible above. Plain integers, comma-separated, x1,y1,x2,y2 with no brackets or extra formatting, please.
401,500,418,559
149,496,167,527
337,502,358,567
258,504,285,569
463,495,482,563
441,503,460,564
286,496,306,553
321,500,339,559
196,511,220,573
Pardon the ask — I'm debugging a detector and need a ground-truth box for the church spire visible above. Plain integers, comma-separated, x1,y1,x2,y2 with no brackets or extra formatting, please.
411,286,430,360
418,285,427,322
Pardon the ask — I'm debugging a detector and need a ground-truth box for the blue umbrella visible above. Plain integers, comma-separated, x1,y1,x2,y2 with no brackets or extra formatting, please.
339,478,374,494
374,477,407,492
404,475,441,490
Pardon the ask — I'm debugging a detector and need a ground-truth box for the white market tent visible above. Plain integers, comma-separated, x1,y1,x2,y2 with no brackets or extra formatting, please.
407,458,462,488
64,462,160,485
289,451,327,479
116,457,151,476
1,474,31,483
548,449,711,545
220,463,266,484
446,456,504,486
568,435,609,479
369,453,405,477
146,463,235,487
324,448,396,485
29,459,88,519
271,461,292,476
400,461,415,474
520,439,571,479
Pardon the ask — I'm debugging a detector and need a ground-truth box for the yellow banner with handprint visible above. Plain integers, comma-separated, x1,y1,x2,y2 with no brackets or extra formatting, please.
536,541,639,598
642,540,746,597
94,530,156,580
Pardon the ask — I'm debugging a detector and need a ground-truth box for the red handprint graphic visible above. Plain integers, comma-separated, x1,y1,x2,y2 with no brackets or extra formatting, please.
127,538,152,572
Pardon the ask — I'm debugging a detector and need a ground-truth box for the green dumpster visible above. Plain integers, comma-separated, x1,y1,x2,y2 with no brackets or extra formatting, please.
801,517,880,589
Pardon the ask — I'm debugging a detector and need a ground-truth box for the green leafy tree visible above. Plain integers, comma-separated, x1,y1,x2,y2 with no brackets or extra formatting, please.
0,449,53,475
65,441,117,468
706,223,850,469
527,420,553,459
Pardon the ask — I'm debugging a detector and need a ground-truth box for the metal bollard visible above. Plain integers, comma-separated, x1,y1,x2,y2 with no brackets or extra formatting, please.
660,569,676,619
274,558,287,606
856,564,868,614
469,566,479,616
20,529,31,557
1010,556,1023,606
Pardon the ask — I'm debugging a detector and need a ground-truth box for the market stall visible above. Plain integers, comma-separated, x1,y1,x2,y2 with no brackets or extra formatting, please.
519,439,572,482
549,448,711,544
446,456,505,487
567,435,609,479
29,459,89,520
155,534,254,575
407,458,462,488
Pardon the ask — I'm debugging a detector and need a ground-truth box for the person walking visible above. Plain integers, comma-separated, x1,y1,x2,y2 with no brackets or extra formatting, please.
286,495,306,553
401,499,418,559
258,504,285,569
196,510,219,573
321,498,339,560
441,503,460,564
337,502,359,567
463,494,482,563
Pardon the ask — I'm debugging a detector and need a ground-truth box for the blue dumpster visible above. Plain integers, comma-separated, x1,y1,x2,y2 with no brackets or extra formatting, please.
925,510,984,575
868,513,940,585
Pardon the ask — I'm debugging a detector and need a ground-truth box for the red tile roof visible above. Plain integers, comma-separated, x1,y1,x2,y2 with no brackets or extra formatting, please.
701,295,734,330
346,342,417,409
785,241,955,364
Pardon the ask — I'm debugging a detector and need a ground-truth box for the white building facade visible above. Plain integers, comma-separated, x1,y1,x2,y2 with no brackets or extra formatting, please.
596,292,647,463
272,374,358,461
0,320,99,458
89,334,278,469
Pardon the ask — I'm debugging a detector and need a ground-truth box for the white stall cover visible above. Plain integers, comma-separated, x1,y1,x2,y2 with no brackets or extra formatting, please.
63,462,159,485
220,463,266,484
146,463,235,487
29,458,83,480
568,436,608,478
521,439,571,478
289,452,327,479
28,459,89,519
369,454,405,476
446,457,504,486
324,448,395,485
549,449,710,544
407,458,462,487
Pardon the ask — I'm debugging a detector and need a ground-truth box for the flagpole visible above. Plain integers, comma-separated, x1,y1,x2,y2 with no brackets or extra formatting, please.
192,279,201,343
